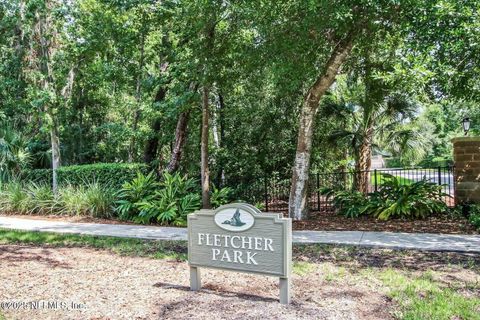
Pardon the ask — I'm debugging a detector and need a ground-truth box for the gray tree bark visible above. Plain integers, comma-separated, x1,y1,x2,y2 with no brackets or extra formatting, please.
289,33,356,220
36,0,62,194
201,86,212,209
166,110,190,173
354,128,373,194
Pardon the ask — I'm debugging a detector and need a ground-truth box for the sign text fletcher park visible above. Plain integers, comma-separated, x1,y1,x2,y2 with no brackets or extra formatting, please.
188,203,292,304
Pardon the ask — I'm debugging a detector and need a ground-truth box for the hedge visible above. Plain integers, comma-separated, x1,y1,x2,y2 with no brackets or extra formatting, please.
22,163,150,188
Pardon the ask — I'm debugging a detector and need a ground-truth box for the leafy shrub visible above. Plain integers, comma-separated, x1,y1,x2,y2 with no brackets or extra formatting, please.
253,201,265,211
210,184,232,209
369,174,448,220
57,185,87,215
57,183,116,218
23,183,54,214
22,163,149,188
324,174,448,220
116,172,159,221
470,213,480,231
0,181,115,217
84,183,116,218
0,182,29,213
321,188,367,218
116,171,201,225
0,124,31,183
467,205,480,231
0,182,55,214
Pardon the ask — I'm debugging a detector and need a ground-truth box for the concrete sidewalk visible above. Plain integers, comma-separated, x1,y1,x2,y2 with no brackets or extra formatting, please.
0,216,479,253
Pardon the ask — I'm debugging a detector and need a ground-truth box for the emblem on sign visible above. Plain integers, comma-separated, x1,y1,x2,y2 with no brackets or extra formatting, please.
188,203,292,304
214,207,254,231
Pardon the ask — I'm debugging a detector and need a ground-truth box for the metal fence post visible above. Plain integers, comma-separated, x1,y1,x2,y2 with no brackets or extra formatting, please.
264,176,269,212
437,166,442,200
374,169,378,192
316,172,321,211
437,166,442,185
450,165,455,206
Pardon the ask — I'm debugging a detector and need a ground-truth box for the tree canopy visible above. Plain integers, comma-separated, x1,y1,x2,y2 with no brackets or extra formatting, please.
0,0,478,218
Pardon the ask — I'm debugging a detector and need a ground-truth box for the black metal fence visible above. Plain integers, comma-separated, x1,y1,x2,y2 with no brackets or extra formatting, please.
227,166,455,213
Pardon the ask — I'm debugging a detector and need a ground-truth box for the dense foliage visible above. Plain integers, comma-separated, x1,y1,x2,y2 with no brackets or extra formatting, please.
467,205,480,231
116,171,230,225
323,174,448,220
0,182,115,217
22,163,149,188
0,170,231,225
0,0,479,218
364,175,448,220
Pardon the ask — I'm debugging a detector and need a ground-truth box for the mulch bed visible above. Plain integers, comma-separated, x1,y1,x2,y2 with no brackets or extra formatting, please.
1,244,478,319
0,245,395,320
293,211,478,234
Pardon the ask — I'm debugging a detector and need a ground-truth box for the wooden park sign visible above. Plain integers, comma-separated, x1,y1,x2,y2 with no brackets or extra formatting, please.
188,203,292,304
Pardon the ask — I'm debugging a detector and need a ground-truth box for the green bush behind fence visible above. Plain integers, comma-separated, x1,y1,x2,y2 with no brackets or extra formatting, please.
21,163,149,188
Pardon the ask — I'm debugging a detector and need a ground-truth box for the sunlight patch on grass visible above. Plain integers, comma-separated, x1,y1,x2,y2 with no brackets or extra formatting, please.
321,263,348,283
380,269,480,320
293,261,315,276
372,174,414,186
0,229,187,261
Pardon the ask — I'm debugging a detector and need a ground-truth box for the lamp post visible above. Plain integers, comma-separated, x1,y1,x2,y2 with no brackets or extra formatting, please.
462,117,471,136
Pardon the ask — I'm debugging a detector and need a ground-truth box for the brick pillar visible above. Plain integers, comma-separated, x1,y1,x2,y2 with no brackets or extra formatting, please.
452,137,480,204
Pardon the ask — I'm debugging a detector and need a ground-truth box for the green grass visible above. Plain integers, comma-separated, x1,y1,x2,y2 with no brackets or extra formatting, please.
0,229,187,261
380,269,480,320
293,261,315,276
371,174,414,186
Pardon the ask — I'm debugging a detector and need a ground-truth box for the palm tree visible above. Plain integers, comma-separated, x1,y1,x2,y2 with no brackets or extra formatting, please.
0,123,31,182
325,77,426,193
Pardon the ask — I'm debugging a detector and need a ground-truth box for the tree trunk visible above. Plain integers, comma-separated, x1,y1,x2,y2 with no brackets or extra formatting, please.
50,126,61,193
217,92,226,186
144,119,161,164
166,110,190,173
36,0,61,194
201,86,211,208
289,34,355,220
354,51,376,194
355,128,373,194
200,17,216,209
144,86,168,164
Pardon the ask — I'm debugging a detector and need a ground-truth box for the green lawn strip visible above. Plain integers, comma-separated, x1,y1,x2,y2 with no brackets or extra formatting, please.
293,261,316,276
0,229,187,261
379,269,480,320
371,174,414,186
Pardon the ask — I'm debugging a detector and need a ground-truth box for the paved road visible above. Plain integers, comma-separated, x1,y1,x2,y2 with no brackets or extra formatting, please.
1,216,479,253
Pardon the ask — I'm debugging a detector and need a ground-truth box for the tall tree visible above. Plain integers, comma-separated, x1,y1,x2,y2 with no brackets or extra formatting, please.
281,1,424,219
34,0,63,193
325,77,421,193
289,31,357,219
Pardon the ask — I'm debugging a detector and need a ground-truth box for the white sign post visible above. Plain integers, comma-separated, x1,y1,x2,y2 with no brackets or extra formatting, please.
188,203,292,304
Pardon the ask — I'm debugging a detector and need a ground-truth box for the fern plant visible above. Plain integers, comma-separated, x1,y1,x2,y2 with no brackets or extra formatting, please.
323,174,449,221
116,171,200,225
116,172,159,220
210,184,232,209
368,174,448,220
321,187,367,218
